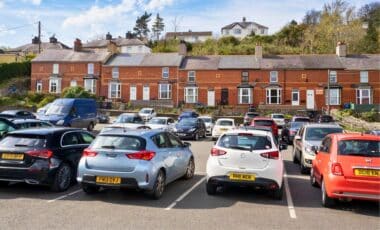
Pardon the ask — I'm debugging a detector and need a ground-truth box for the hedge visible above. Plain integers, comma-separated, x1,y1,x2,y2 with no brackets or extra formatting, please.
0,61,31,85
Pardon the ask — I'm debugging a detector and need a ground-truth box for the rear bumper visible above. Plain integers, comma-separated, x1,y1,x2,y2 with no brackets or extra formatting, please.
0,164,55,185
207,176,281,189
80,175,139,189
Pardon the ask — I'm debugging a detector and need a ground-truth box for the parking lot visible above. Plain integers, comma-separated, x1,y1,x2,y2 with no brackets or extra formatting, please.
0,125,378,230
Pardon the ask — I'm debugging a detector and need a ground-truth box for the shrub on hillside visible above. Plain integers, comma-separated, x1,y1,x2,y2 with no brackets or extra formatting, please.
62,86,96,99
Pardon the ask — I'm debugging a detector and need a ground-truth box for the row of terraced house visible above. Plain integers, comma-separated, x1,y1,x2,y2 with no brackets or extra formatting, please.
31,39,380,111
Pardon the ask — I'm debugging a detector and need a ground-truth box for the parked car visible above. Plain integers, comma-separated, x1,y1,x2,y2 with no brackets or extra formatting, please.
39,98,97,131
138,108,157,121
315,114,334,123
310,133,380,207
212,118,235,141
271,114,286,128
97,113,110,124
0,128,95,191
199,116,215,135
36,103,52,118
77,129,195,199
12,119,54,129
0,110,36,119
243,112,260,125
250,117,279,139
0,117,18,139
366,130,380,136
281,121,308,144
173,118,206,140
206,129,287,199
146,117,175,130
293,124,344,174
178,111,199,121
111,113,150,130
291,116,311,122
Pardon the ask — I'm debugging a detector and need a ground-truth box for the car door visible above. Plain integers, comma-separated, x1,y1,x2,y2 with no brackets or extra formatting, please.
167,132,189,179
151,133,177,183
314,137,332,184
60,131,91,168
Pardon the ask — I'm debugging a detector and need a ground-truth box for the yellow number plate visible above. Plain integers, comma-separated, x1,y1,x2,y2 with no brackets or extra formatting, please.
354,169,380,177
1,153,24,160
229,173,256,181
220,128,228,131
96,176,121,185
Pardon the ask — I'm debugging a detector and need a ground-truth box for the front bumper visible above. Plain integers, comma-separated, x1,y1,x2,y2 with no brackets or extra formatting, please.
207,176,281,190
302,152,315,168
175,132,195,139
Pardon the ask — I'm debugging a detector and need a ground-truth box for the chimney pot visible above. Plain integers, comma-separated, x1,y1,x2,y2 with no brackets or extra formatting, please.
336,41,347,57
178,41,187,56
107,40,118,54
106,32,112,40
74,38,82,52
255,45,263,59
243,17,246,22
32,36,40,44
49,35,57,43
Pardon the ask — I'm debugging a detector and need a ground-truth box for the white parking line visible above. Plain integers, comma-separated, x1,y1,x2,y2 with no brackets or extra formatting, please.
47,189,82,203
285,174,309,180
284,171,297,219
165,176,206,210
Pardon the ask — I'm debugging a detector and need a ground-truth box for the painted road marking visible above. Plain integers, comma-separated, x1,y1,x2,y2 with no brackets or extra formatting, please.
284,171,297,219
47,189,82,203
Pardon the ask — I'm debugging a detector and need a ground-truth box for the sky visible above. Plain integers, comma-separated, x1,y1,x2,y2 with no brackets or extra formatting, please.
0,0,375,48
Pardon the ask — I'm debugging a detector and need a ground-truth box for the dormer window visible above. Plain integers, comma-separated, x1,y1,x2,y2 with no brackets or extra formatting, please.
242,71,249,83
112,67,119,78
270,71,278,83
188,71,196,82
88,63,94,75
53,64,59,74
329,71,337,83
162,67,169,79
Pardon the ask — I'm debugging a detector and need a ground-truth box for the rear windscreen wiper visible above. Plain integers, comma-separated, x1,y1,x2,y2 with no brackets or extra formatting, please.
101,145,116,149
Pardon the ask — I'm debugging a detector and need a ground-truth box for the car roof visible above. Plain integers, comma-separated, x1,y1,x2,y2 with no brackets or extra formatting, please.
120,113,139,116
216,118,234,122
199,116,212,118
1,110,23,114
151,116,170,119
12,119,47,124
331,133,380,141
8,127,80,135
253,117,273,121
225,129,270,136
99,128,162,137
303,123,342,128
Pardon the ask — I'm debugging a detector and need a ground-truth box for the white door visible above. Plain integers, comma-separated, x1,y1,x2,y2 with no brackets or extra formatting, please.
143,86,150,100
130,86,137,100
207,90,215,106
292,90,299,106
306,90,315,109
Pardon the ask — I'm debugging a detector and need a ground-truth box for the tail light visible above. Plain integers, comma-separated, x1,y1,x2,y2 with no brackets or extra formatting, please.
289,130,296,135
83,148,98,157
126,150,155,161
260,151,279,159
331,162,344,176
211,148,227,156
26,149,53,159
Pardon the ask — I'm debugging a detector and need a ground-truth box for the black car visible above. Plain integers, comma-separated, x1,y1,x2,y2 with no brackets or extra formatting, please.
315,114,334,123
0,118,19,139
178,111,199,121
0,128,95,191
174,117,207,140
281,121,308,144
0,110,36,119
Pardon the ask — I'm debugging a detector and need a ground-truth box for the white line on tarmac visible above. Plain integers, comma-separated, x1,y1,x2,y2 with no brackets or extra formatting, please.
285,174,309,180
284,171,297,219
47,189,82,203
165,176,206,210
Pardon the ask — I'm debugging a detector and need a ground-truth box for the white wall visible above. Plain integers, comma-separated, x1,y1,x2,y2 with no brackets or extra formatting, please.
222,24,268,39
120,45,151,54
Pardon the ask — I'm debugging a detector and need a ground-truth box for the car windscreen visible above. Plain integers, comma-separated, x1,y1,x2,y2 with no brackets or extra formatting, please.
338,140,379,157
116,115,142,124
0,135,46,148
46,104,70,115
290,122,306,129
218,134,272,150
305,127,343,141
148,118,166,125
140,109,152,114
320,116,333,122
216,120,233,126
272,114,284,119
92,135,146,151
254,120,273,126
201,118,212,123
179,118,197,126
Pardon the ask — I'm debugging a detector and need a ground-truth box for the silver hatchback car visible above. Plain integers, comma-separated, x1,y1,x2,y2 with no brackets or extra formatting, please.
77,129,195,199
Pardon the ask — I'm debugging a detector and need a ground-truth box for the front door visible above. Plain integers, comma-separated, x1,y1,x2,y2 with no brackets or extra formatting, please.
130,86,137,101
221,88,229,105
207,90,215,106
292,90,300,106
143,86,150,101
306,90,314,109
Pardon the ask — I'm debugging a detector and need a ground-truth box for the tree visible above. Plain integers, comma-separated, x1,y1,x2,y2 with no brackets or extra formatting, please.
358,2,380,27
360,21,379,53
152,13,165,41
303,10,321,25
133,11,152,39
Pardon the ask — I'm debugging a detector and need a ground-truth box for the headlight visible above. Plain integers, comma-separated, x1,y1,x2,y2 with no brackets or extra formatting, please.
189,128,196,132
56,120,64,125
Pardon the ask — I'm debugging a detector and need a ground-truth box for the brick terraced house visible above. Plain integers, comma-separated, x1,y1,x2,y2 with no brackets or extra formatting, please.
31,42,380,111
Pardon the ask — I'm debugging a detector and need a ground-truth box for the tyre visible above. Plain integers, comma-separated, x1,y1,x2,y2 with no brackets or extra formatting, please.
82,184,100,194
321,179,335,207
310,168,319,187
0,181,9,187
147,170,166,200
87,122,94,131
272,182,284,200
206,181,217,195
51,163,72,192
194,133,199,141
300,155,309,174
183,157,195,180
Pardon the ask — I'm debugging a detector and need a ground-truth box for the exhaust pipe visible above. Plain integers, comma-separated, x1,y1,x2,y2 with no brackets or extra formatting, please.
25,179,40,185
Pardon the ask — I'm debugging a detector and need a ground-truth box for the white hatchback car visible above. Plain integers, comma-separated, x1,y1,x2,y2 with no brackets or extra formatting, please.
271,113,285,128
212,118,235,141
206,129,286,199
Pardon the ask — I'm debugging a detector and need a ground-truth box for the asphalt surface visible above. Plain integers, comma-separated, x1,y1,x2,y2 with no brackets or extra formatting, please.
0,128,379,230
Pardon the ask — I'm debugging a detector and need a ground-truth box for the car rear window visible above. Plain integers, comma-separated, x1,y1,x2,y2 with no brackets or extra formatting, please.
272,114,284,119
338,140,379,157
305,127,343,141
254,120,273,126
91,135,146,151
246,113,259,118
294,117,310,122
217,120,233,126
0,135,46,148
218,134,272,150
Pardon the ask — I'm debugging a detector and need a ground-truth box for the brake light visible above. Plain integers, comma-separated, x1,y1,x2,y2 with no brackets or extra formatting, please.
331,162,344,176
126,150,155,161
83,148,98,157
260,151,279,159
211,148,227,156
290,130,296,135
26,149,53,159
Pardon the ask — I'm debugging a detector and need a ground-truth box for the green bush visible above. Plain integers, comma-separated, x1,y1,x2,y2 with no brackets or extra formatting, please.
360,109,379,122
37,95,58,108
62,86,96,99
0,61,31,85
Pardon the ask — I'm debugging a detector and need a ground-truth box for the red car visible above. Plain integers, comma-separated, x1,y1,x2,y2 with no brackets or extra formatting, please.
250,117,279,137
310,133,380,207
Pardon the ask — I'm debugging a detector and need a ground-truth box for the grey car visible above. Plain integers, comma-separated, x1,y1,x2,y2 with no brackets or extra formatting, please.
77,129,195,199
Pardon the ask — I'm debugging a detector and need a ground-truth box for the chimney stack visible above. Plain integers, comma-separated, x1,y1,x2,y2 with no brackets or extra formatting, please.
106,32,112,40
178,40,187,56
74,38,82,52
49,35,57,43
32,36,40,44
336,41,346,57
126,31,134,39
107,40,118,54
255,44,263,59
243,17,246,22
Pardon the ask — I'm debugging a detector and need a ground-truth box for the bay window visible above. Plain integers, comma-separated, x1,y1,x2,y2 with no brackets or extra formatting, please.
266,88,282,104
238,88,252,104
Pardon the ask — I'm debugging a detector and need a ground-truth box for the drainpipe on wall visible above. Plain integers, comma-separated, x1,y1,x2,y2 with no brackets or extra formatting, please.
327,69,330,115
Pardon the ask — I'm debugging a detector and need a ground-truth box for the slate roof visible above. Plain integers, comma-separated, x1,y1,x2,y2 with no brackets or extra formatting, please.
10,42,70,53
105,53,183,67
222,21,268,30
32,49,110,62
181,56,220,70
166,31,212,39
83,38,145,48
219,56,260,69
338,55,380,70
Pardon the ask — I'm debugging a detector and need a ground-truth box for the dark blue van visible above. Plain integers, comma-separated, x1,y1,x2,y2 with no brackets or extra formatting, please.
39,98,97,131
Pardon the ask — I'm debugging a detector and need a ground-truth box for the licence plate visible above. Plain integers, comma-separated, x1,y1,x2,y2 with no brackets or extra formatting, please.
96,176,121,184
229,173,256,181
1,153,24,160
354,169,380,177
220,128,228,132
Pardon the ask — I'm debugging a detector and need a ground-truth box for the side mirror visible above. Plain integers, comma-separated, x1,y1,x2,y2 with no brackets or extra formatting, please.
294,135,301,141
183,142,191,148
310,146,318,154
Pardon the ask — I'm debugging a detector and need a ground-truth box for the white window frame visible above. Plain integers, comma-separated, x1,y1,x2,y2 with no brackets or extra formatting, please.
238,88,252,104
130,85,137,101
185,87,198,104
49,78,61,93
36,81,42,93
188,71,196,82
356,88,372,105
329,71,337,83
325,88,341,105
162,67,169,79
266,88,282,104
84,79,96,94
234,28,241,34
112,67,119,79
70,80,77,87
88,63,94,75
270,71,278,83
159,84,172,99
360,71,368,83
108,82,121,99
53,64,59,74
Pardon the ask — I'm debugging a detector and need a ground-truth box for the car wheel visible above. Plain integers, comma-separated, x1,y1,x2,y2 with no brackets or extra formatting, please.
0,181,9,187
300,155,308,174
310,168,319,187
194,133,199,141
148,170,166,200
321,179,335,207
183,157,195,180
206,181,217,195
272,182,284,200
87,122,94,131
82,184,100,194
51,163,72,192
292,148,299,164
